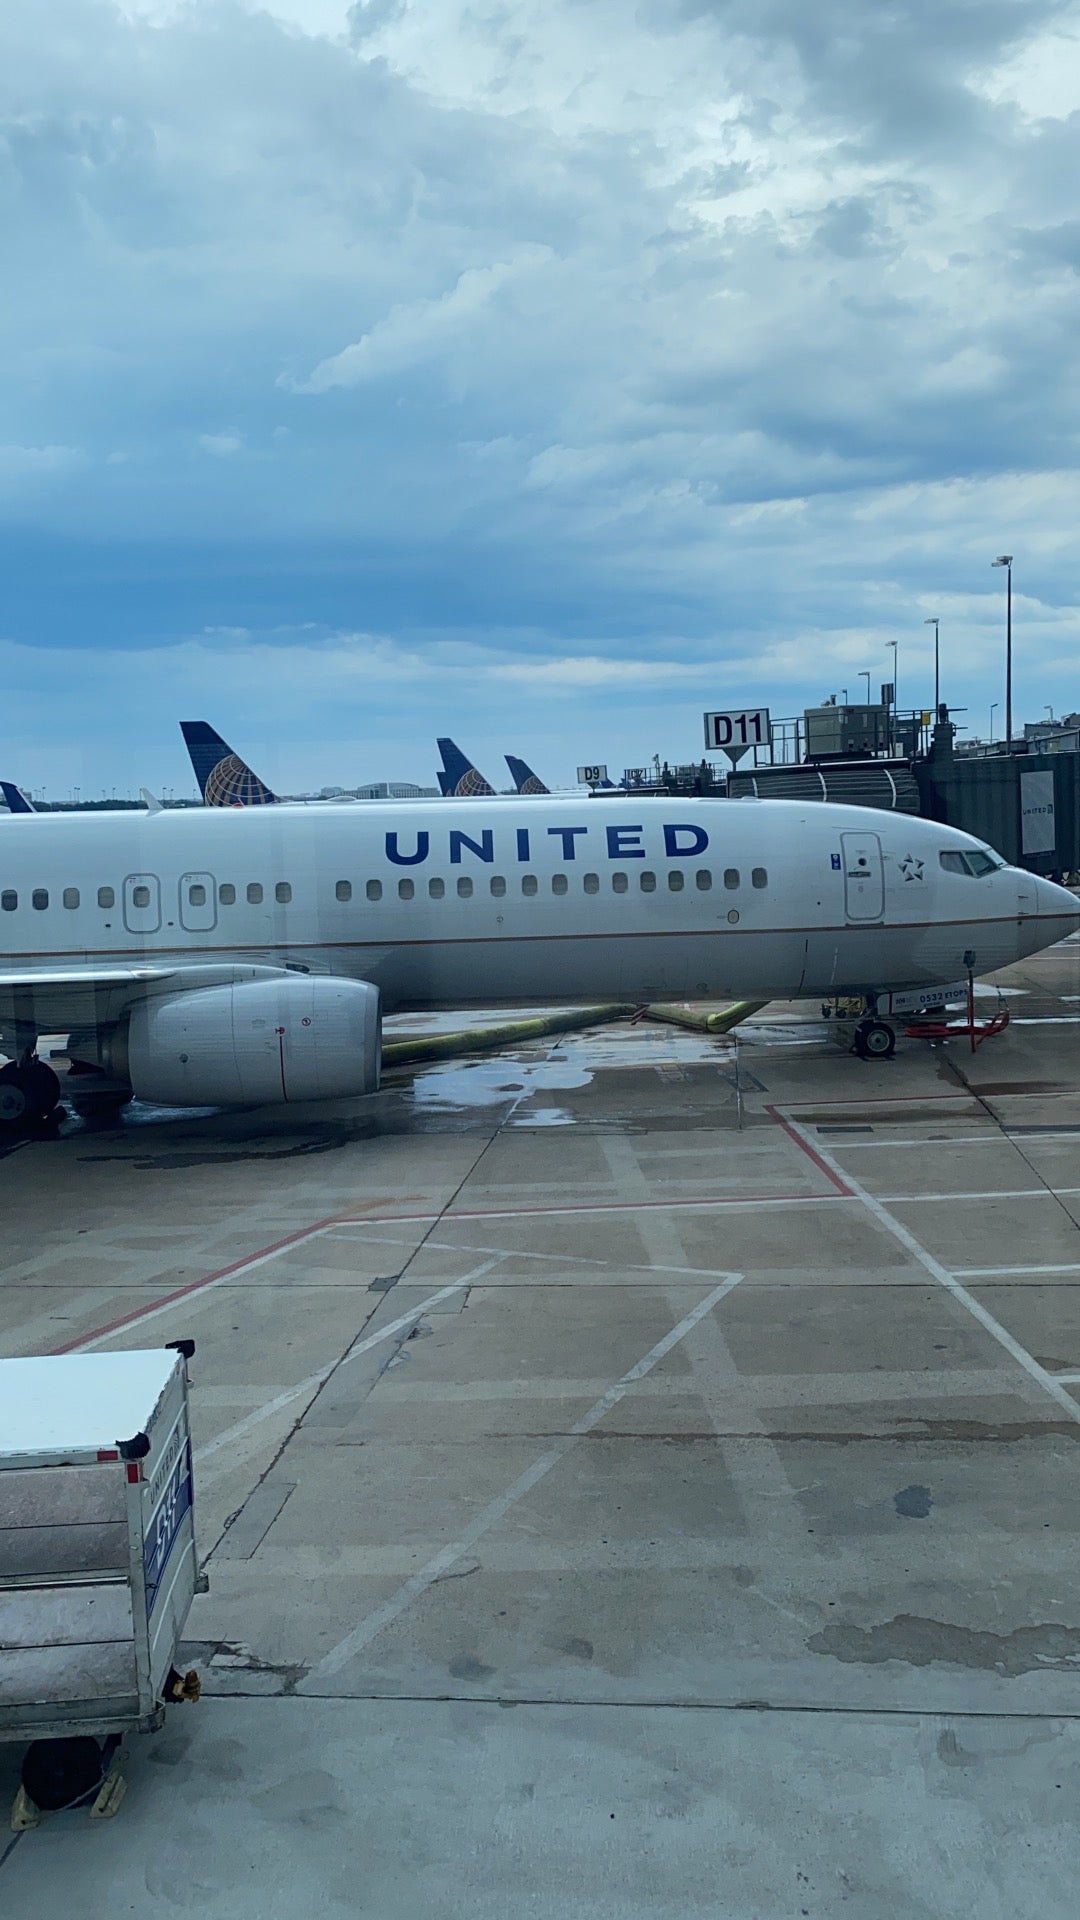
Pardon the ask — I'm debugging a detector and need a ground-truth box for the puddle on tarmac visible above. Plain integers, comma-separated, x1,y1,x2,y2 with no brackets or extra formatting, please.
408,1055,593,1117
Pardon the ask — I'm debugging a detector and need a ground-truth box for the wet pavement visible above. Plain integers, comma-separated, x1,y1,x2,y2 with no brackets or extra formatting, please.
1,933,1079,1917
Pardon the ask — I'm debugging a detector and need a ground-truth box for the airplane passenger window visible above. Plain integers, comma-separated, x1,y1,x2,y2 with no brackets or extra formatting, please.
583,873,600,895
668,870,684,892
696,870,712,891
429,878,445,899
275,882,292,904
490,876,507,898
189,884,207,906
98,886,114,909
1,891,15,911
219,884,236,905
939,852,967,874
522,875,538,896
612,872,628,894
335,881,352,902
247,883,263,904
549,874,566,896
457,877,473,898
63,888,79,909
398,878,414,900
752,867,767,889
32,889,49,910
640,872,656,892
724,868,740,890
366,880,382,901
132,886,149,908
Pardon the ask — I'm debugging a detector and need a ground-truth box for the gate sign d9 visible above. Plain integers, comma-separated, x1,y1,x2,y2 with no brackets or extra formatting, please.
703,709,771,752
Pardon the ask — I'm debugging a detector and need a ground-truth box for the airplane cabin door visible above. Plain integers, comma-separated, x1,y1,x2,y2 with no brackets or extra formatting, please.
179,871,218,932
841,831,885,922
123,872,162,935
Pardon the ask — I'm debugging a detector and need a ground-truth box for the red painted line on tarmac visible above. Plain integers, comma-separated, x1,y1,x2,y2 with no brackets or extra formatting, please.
765,1104,854,1196
52,1212,354,1355
336,1188,843,1225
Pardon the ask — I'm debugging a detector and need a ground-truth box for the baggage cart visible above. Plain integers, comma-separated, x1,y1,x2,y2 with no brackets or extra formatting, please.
0,1344,205,1822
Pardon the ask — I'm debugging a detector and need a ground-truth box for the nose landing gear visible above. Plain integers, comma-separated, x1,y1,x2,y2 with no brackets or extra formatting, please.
853,1017,896,1060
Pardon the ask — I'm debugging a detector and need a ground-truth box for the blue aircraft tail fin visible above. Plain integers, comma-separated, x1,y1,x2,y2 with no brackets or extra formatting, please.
505,754,549,795
0,781,34,814
436,737,496,797
180,722,278,806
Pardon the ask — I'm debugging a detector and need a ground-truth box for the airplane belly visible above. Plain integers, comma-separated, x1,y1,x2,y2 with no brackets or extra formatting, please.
802,918,1023,995
339,929,809,1009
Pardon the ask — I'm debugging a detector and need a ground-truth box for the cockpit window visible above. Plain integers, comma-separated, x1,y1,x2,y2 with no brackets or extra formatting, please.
940,849,1001,877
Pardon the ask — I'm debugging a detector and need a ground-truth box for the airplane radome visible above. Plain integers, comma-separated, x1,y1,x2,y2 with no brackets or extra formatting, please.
0,797,1076,1122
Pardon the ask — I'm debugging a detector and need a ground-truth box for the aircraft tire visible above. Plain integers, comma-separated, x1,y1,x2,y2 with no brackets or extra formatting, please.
854,1019,896,1061
0,1060,62,1126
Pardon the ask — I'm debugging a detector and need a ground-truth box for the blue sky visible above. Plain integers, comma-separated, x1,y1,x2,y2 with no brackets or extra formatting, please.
2,0,1079,797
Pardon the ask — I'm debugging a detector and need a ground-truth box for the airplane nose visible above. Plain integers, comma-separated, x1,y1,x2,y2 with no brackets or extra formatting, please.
1033,876,1080,930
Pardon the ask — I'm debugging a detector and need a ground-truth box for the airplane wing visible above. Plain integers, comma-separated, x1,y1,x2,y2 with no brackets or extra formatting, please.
0,962,290,1041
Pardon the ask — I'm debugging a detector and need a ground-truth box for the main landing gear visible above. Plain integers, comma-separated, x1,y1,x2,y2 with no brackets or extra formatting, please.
0,1054,62,1129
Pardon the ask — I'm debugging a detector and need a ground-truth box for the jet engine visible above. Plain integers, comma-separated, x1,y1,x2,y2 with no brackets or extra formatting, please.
125,976,381,1107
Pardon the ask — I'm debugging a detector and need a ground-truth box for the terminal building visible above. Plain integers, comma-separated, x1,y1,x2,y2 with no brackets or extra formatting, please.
615,699,1080,883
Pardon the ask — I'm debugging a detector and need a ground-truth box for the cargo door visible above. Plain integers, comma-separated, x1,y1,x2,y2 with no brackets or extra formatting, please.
123,873,161,935
841,831,884,922
179,872,217,933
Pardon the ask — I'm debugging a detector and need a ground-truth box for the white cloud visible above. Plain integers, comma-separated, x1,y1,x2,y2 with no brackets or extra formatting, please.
198,432,244,457
293,248,554,392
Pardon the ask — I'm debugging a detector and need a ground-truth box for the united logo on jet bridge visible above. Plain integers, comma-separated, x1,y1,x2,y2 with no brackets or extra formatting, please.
382,822,711,866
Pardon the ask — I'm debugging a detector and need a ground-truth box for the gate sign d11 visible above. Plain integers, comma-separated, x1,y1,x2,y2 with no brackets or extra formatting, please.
703,709,771,753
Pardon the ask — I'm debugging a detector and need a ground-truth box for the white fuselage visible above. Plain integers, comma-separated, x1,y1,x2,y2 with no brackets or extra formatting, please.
0,798,1075,1027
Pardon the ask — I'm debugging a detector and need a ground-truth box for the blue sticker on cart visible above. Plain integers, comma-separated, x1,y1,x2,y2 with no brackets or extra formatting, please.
144,1440,194,1614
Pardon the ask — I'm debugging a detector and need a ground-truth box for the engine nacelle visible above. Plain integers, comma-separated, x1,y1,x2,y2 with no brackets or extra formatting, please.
127,976,381,1107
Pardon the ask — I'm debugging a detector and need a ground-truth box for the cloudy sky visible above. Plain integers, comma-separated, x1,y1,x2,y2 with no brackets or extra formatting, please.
2,0,1079,797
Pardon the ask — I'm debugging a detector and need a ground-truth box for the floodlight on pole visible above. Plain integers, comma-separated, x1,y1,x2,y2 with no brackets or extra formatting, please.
992,555,1013,743
859,671,871,702
923,616,940,712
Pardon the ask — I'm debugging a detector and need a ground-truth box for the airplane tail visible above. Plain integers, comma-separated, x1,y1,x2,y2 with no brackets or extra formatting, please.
436,737,495,797
0,781,34,815
180,722,279,806
504,754,549,796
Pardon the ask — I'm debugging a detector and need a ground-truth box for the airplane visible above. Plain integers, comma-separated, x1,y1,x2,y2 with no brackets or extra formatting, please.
1,783,35,816
505,755,549,796
0,796,1076,1126
436,738,495,797
181,721,278,807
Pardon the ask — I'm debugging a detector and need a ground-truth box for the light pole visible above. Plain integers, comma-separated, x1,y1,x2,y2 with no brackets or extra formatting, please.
886,640,898,750
924,616,940,712
989,702,998,742
992,555,1013,743
859,671,871,703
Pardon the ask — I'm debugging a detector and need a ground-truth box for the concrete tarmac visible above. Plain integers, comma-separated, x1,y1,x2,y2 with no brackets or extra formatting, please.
1,932,1079,1916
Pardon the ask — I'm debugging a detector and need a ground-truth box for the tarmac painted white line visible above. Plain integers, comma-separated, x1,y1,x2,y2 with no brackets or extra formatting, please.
302,1273,744,1684
879,1188,1080,1204
1050,1373,1080,1384
780,1112,1080,1426
951,1264,1080,1278
195,1256,506,1469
